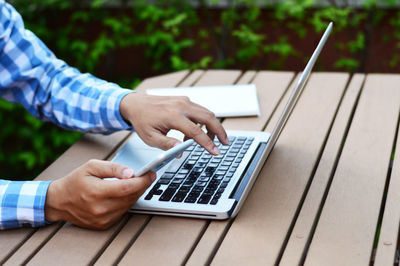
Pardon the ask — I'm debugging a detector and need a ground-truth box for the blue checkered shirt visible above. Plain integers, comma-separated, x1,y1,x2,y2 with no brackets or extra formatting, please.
0,1,133,229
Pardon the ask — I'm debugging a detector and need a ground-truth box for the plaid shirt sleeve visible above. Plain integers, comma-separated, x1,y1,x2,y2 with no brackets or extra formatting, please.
0,2,135,229
0,180,51,229
0,1,133,133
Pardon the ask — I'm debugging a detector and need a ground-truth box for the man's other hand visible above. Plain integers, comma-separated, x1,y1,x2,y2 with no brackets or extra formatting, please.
44,159,155,230
120,93,230,155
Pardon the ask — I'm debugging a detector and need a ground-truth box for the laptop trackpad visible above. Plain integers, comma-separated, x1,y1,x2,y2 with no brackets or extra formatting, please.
112,134,163,173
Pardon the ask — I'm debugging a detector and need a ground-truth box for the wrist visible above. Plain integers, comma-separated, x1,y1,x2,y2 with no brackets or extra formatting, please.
120,92,138,125
44,180,66,222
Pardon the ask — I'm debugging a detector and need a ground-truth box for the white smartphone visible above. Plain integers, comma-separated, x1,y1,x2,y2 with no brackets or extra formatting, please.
135,139,195,176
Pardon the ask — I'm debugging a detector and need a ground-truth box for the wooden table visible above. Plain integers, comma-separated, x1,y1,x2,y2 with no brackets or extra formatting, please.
1,70,400,266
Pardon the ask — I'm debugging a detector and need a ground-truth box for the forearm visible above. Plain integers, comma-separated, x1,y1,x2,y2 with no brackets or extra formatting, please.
0,179,51,229
0,1,133,133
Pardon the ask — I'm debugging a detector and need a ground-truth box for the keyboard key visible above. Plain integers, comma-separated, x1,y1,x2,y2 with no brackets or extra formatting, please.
196,181,207,187
208,162,219,168
223,177,231,182
159,188,176,201
199,176,210,182
210,198,218,205
215,170,227,175
178,169,190,174
179,187,190,193
157,178,171,185
220,182,229,188
175,173,187,179
211,158,222,163
203,188,215,195
188,191,201,198
186,145,195,151
153,189,163,195
189,172,201,178
213,174,224,181
185,197,197,203
205,166,217,173
161,173,174,179
193,167,204,173
198,195,211,204
197,162,207,168
168,183,179,189
145,193,153,200
225,157,235,162
228,136,236,142
207,183,218,190
214,192,223,199
172,178,184,184
195,146,204,151
219,166,229,171
183,181,194,187
192,186,204,192
164,151,190,173
172,192,187,202
232,163,240,168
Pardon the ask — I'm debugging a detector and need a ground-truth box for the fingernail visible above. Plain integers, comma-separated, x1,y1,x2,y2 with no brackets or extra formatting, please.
212,146,220,155
150,172,157,182
122,168,134,178
225,136,230,145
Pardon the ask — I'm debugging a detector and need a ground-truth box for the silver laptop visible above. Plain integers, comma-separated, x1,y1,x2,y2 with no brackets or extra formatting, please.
112,22,333,219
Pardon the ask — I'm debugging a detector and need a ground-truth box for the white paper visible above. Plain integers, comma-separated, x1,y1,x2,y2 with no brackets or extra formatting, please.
146,84,260,118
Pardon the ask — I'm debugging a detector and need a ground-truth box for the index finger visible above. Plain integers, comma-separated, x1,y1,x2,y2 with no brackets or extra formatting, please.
174,117,220,155
186,103,229,146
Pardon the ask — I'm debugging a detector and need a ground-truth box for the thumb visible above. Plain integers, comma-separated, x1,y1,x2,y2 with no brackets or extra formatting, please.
85,159,134,179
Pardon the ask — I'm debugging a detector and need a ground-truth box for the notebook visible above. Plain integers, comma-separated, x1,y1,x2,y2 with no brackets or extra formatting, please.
146,84,261,117
111,22,333,219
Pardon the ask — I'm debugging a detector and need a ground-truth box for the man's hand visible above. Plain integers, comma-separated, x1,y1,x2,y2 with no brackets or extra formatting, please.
45,159,155,230
120,92,230,155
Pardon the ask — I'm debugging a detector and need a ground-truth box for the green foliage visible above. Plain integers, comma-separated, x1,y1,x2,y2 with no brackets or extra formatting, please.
3,0,400,180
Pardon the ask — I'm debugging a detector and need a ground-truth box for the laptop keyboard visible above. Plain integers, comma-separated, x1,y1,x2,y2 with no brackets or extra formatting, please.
144,136,254,205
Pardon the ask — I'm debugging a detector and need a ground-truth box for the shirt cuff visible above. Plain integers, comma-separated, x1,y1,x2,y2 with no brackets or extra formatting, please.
0,180,52,229
100,85,135,131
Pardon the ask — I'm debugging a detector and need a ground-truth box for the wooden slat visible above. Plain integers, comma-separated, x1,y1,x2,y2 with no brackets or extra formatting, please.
93,214,149,266
305,74,400,266
116,70,242,266
185,71,294,265
211,73,349,265
193,70,241,86
279,74,365,265
178,70,205,87
3,71,190,266
374,119,400,265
